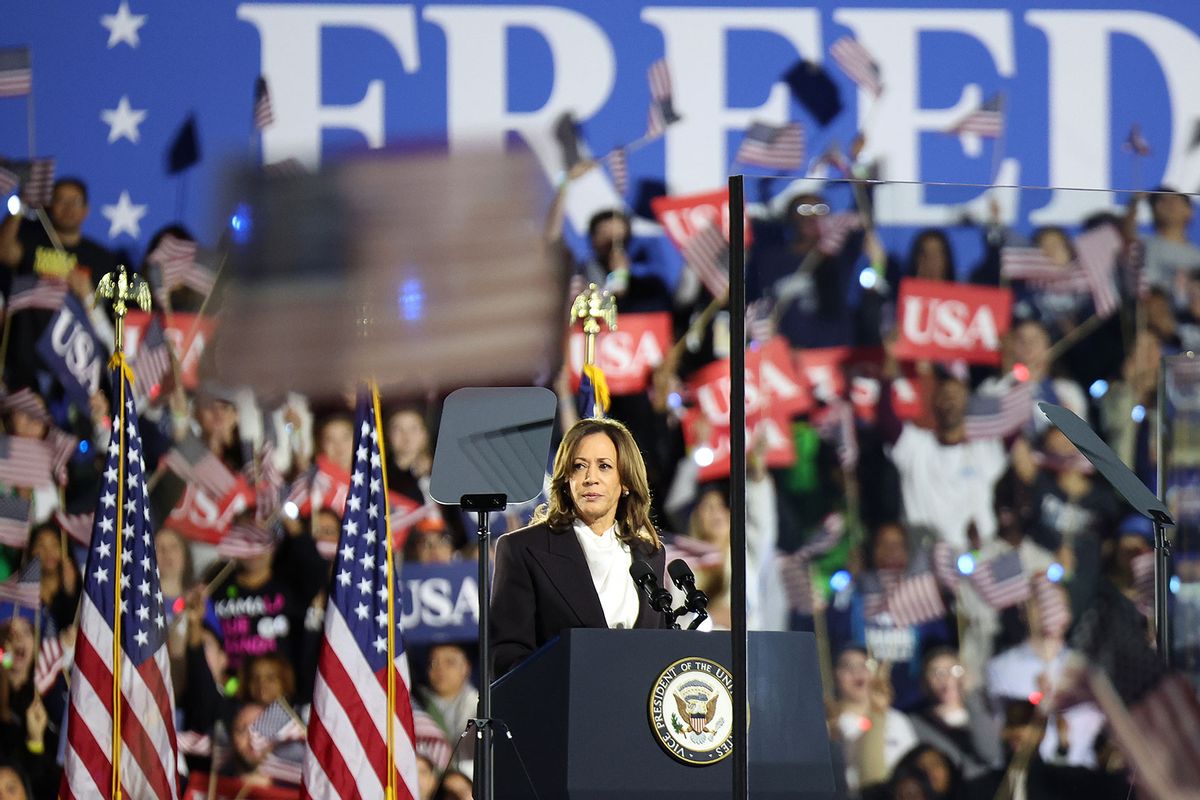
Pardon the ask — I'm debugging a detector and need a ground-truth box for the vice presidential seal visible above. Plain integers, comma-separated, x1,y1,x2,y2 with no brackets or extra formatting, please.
648,657,734,765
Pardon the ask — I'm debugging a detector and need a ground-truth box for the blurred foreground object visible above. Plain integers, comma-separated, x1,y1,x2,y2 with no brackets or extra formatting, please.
213,147,559,398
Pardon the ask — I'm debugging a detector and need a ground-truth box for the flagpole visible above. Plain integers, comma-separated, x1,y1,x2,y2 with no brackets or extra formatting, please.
95,264,152,800
373,382,397,800
110,351,127,800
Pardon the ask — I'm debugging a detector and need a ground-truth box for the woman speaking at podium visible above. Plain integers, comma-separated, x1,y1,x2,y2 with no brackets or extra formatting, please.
490,417,669,677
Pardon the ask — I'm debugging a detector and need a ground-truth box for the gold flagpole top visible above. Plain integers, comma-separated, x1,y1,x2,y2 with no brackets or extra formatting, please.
569,282,617,368
95,263,152,356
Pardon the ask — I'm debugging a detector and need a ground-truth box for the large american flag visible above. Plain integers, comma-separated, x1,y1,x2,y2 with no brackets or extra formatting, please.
734,122,805,171
0,47,32,98
964,378,1035,440
302,388,419,800
830,37,883,97
61,371,179,800
967,550,1030,609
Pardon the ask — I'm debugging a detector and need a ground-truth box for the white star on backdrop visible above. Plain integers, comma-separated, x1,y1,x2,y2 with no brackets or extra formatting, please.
100,96,147,144
101,191,147,238
101,1,147,49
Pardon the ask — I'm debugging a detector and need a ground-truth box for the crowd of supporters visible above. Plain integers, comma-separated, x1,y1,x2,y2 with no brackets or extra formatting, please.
0,164,1196,799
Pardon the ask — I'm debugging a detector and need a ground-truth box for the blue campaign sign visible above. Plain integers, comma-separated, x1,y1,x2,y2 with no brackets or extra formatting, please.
397,560,479,645
2,1,1200,276
35,293,105,412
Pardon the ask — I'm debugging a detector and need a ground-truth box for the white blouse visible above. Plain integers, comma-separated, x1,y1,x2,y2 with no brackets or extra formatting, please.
572,520,640,629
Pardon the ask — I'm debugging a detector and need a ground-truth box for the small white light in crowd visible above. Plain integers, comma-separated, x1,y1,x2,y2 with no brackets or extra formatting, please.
829,570,851,592
283,501,300,520
693,446,714,467
1131,404,1146,423
6,195,19,216
858,268,877,290
1170,576,1181,594
957,554,976,576
1088,380,1109,399
1046,562,1064,582
667,392,682,409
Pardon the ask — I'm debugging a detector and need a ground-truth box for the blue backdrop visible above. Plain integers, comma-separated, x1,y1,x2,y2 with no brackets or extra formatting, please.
3,1,1199,278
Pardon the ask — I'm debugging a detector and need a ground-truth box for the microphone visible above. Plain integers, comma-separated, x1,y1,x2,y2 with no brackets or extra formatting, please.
667,559,709,619
630,560,673,615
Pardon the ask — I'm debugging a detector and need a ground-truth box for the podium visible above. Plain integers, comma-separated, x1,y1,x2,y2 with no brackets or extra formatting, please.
491,629,835,799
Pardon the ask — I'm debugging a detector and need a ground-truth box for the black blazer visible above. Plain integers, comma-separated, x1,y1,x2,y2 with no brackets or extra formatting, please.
490,522,669,677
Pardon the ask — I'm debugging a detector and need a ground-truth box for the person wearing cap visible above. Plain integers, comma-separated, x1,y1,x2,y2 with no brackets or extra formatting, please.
489,417,669,678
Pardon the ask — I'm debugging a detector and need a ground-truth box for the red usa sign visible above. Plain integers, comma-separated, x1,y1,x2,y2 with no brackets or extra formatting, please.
166,482,250,545
682,408,795,482
893,279,1012,365
650,188,753,252
688,340,811,426
125,311,216,390
568,312,671,395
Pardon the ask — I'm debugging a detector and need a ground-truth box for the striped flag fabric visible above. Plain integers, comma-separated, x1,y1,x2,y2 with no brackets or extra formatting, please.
47,427,78,486
6,275,66,314
2,387,49,421
0,558,40,607
0,434,54,488
0,47,32,98
1123,123,1150,157
131,316,171,407
20,157,55,207
35,630,71,695
61,367,180,800
950,93,1005,138
604,147,628,196
0,493,32,547
645,59,681,139
830,37,883,97
146,233,215,299
968,550,1031,609
964,379,1035,440
1088,669,1200,798
863,568,904,619
777,550,815,614
931,541,961,591
0,164,18,197
54,509,93,546
162,435,241,501
681,220,729,298
885,571,946,628
250,700,306,752
815,211,862,256
999,247,1090,292
777,512,847,614
302,387,420,800
814,400,859,470
664,534,725,574
1033,573,1071,638
1130,550,1155,616
1075,223,1123,319
216,522,277,561
413,709,453,771
254,76,275,130
734,122,805,171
